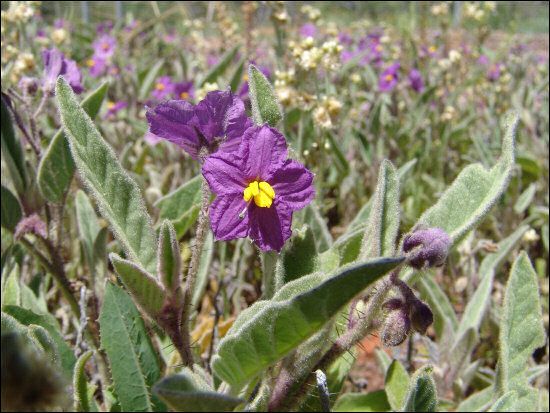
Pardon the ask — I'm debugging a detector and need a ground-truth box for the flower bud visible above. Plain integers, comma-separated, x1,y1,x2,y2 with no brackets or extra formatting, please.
403,227,451,269
383,298,405,311
381,309,411,347
410,300,434,334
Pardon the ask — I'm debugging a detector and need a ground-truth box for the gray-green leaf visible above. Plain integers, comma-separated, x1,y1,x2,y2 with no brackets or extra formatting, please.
401,365,438,412
248,64,283,126
0,185,22,231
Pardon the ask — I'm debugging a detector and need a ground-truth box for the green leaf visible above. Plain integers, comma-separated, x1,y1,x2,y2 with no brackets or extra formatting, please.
496,252,545,394
212,257,403,387
153,373,243,412
109,254,165,320
75,190,101,270
448,328,478,382
0,185,22,231
248,64,283,127
1,266,21,308
56,77,157,273
360,160,400,259
489,391,517,412
73,350,93,412
99,282,162,412
192,231,214,309
139,60,165,100
38,82,108,203
401,365,438,412
27,324,59,365
456,386,494,412
415,114,517,244
229,57,246,92
514,184,536,214
1,94,27,194
385,360,410,411
280,225,317,284
297,203,333,253
158,220,182,298
3,305,76,378
333,390,391,412
417,275,458,338
155,175,202,238
199,45,239,87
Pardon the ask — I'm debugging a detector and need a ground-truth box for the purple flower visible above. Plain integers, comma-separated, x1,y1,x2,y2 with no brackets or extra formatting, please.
299,23,317,38
92,34,116,59
487,63,503,82
151,76,174,101
42,48,83,94
146,90,252,160
173,81,194,101
408,68,424,93
378,62,400,92
105,101,127,119
477,54,490,66
403,227,451,269
202,125,315,251
87,55,107,78
338,32,353,46
144,131,162,146
14,214,47,240
96,21,114,35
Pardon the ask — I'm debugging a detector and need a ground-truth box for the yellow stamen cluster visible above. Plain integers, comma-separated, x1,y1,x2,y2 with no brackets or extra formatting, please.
155,82,165,91
180,91,189,100
243,181,275,208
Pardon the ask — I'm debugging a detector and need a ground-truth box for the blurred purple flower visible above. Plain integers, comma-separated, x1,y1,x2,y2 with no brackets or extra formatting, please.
420,45,438,59
87,55,107,78
96,21,114,35
487,63,503,82
146,90,252,160
173,81,194,101
202,125,315,251
207,55,220,67
42,48,83,94
54,18,67,29
105,101,127,119
378,62,400,92
151,76,175,101
408,68,424,93
338,31,353,46
92,34,116,59
299,23,317,38
477,54,490,66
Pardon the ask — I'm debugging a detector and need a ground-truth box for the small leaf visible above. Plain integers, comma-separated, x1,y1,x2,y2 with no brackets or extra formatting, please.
401,365,437,412
192,231,214,309
199,45,239,87
456,386,494,412
27,324,59,365
99,283,162,412
385,360,410,411
514,184,536,214
109,253,165,320
415,113,517,245
37,82,108,203
296,203,332,253
333,390,391,412
75,190,101,275
1,94,27,194
1,185,22,231
248,64,283,126
489,391,517,412
158,220,182,299
73,350,93,412
496,252,545,394
360,160,400,259
229,57,246,92
448,328,478,382
153,373,243,412
212,257,403,387
56,77,157,273
280,225,317,284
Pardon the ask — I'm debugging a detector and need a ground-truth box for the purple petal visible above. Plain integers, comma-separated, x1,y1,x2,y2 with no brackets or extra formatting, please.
218,95,253,154
248,200,292,252
270,159,315,211
240,125,288,181
194,90,233,141
146,100,202,159
209,195,249,240
202,152,247,196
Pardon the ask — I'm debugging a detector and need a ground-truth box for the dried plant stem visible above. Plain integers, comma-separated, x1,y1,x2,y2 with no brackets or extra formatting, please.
269,270,401,411
179,174,211,366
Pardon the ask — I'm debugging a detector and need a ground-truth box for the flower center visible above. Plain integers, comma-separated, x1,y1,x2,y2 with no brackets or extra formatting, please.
86,59,95,67
101,42,110,51
155,82,165,91
243,181,275,208
180,91,189,99
375,44,383,53
384,73,394,82
107,101,115,109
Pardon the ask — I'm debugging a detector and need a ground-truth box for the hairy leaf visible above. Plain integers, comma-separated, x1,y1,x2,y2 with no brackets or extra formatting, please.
1,185,22,231
401,365,438,412
158,220,182,298
333,390,391,412
56,77,157,273
385,360,410,411
73,350,93,412
248,64,283,127
212,257,403,387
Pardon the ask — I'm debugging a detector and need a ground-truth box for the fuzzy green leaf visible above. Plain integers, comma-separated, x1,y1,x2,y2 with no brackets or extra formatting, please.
456,386,494,412
333,390,391,412
73,350,93,412
415,114,517,244
109,254,165,320
0,185,22,231
248,64,283,126
297,203,332,253
401,365,438,412
496,252,545,394
158,220,182,297
27,324,59,365
199,45,239,87
155,175,202,238
153,373,243,412
385,360,410,411
56,77,157,273
229,57,246,92
360,160,400,259
192,231,214,309
212,257,403,387
37,82,108,203
489,391,518,412
99,282,162,412
75,190,101,272
1,95,27,194
280,225,317,284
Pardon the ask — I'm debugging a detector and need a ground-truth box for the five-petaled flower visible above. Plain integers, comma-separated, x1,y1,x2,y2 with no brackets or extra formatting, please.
42,48,83,94
202,125,315,251
146,90,252,160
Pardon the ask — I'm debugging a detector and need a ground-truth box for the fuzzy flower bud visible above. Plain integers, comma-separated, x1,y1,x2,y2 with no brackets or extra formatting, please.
403,227,451,269
382,308,411,347
409,300,434,334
